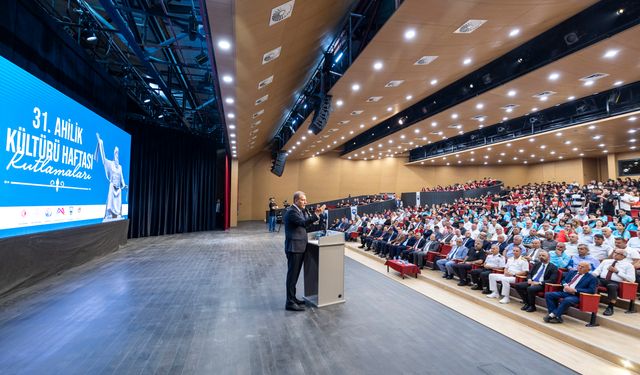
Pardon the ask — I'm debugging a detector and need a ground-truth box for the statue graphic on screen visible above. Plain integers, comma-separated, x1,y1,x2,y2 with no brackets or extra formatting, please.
96,133,127,220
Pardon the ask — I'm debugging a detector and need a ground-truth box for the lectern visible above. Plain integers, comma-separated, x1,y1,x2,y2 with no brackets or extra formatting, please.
304,230,345,307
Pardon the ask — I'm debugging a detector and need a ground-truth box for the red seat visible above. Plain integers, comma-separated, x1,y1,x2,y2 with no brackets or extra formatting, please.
631,209,640,218
424,243,447,269
629,230,638,238
597,282,638,313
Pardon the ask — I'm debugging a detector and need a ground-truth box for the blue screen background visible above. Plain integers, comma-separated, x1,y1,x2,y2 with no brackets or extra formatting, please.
0,55,131,238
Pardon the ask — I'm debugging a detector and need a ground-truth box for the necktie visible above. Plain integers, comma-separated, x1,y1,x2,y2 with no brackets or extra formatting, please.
532,264,546,282
568,273,580,286
448,247,459,260
605,261,618,280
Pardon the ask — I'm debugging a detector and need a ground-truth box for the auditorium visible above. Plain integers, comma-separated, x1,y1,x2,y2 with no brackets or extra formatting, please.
2,0,640,374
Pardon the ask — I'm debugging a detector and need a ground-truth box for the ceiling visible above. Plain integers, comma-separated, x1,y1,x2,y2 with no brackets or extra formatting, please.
339,23,640,161
39,0,228,142
282,0,603,160
409,111,640,166
211,0,358,160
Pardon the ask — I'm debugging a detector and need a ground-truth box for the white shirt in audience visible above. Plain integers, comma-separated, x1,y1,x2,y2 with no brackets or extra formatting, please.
588,243,612,261
592,259,636,282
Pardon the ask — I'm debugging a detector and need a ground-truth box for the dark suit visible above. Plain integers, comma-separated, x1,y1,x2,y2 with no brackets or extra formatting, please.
514,261,558,307
284,205,319,305
545,270,598,318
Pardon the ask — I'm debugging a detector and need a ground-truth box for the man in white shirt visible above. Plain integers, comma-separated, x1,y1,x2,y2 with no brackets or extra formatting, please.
602,227,616,249
589,234,613,261
564,233,580,257
471,245,506,293
592,249,636,316
524,239,543,264
487,246,529,304
619,188,639,212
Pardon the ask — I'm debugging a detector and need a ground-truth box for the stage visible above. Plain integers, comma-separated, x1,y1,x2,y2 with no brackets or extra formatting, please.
0,222,575,374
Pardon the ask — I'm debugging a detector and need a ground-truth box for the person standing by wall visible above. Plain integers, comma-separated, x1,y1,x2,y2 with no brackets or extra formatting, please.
268,197,278,232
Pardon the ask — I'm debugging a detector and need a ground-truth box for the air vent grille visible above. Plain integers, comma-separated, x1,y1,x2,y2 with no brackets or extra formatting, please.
262,47,282,64
385,80,404,88
454,19,487,34
414,56,438,65
270,1,295,26
579,73,609,82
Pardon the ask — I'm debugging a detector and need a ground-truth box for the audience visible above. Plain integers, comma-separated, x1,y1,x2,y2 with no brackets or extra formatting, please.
333,177,640,322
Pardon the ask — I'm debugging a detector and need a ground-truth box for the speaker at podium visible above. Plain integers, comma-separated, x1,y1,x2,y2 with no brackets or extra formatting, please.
303,230,345,307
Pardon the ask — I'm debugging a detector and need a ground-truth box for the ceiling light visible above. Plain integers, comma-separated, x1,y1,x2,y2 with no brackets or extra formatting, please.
540,145,546,149
579,153,585,156
157,114,164,119
227,113,235,119
548,72,560,81
218,40,231,50
598,143,605,147
230,134,236,138
564,141,572,145
463,58,472,65
231,140,236,144
603,150,608,153
349,130,354,134
507,90,516,97
584,80,594,86
539,96,548,101
505,108,513,113
143,98,151,103
414,129,420,133
567,96,575,100
593,135,601,139
498,160,502,163
614,81,624,86
372,116,378,121
222,75,233,83
629,117,637,122
531,107,538,112
336,99,344,106
513,157,518,160
406,95,413,100
630,139,637,143
388,140,393,143
351,83,361,91
509,28,520,37
476,103,484,110
451,113,458,119
404,29,416,40
572,147,578,151
308,130,313,134
373,61,383,70
550,151,556,155
387,107,393,112
359,124,365,128
225,97,234,104
431,122,437,127
430,79,438,86
603,49,619,59
529,138,535,143
556,132,562,136
518,149,524,153
506,143,511,147
632,146,637,150
588,125,596,130
502,117,508,121
229,125,236,129
530,154,535,158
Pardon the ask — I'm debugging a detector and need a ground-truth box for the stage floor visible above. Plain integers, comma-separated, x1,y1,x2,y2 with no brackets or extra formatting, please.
0,222,575,374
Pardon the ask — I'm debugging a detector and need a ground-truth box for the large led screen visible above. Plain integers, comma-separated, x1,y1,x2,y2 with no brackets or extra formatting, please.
0,55,131,238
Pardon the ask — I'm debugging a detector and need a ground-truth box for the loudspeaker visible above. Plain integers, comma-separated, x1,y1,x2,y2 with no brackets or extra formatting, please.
270,151,287,177
308,95,332,135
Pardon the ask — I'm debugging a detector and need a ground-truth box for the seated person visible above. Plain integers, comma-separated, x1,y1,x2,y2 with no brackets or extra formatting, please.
388,230,417,259
564,233,580,257
544,262,597,324
504,235,524,258
592,249,636,316
412,234,440,268
435,237,468,279
612,222,631,241
540,231,557,251
359,224,381,249
371,227,397,254
514,250,558,312
523,239,543,264
400,232,427,260
487,246,529,304
452,241,486,286
588,234,612,261
471,245,506,293
378,229,406,258
549,242,571,269
566,244,600,271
